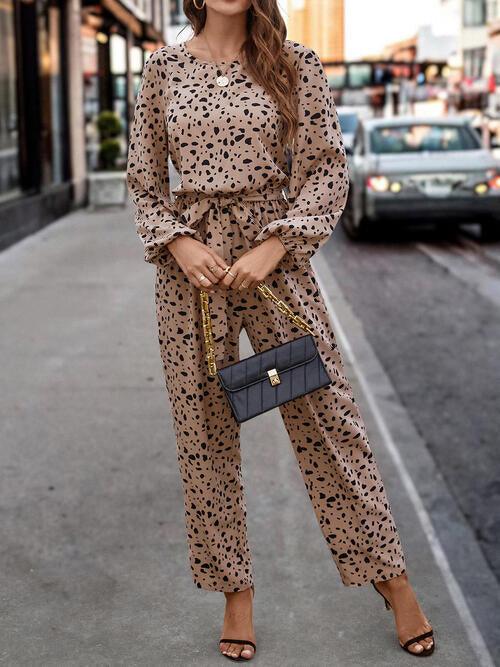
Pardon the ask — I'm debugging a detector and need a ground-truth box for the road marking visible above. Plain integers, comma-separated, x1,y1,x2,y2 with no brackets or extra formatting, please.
313,254,495,667
456,233,500,270
459,228,500,268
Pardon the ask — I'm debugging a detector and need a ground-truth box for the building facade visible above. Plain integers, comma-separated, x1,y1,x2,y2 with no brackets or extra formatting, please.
459,0,500,109
285,0,344,61
80,0,169,170
485,0,500,113
0,0,75,250
462,0,489,79
0,0,169,252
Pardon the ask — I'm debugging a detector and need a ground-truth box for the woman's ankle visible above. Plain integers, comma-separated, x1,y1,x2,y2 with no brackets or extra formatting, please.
224,587,253,601
381,572,409,591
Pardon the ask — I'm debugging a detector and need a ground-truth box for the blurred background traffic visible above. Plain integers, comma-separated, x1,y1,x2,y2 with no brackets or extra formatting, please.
1,0,499,245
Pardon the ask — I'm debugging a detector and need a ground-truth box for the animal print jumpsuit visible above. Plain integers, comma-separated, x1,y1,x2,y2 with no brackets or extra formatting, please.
126,39,406,592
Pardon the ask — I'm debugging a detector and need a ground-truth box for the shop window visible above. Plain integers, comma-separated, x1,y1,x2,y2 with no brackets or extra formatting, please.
487,0,498,20
463,0,487,26
38,1,66,186
464,47,486,79
82,27,99,171
110,33,128,146
0,0,19,199
131,45,143,99
170,0,184,26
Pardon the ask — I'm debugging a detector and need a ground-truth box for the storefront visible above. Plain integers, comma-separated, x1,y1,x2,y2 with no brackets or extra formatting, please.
486,18,500,115
80,0,165,172
0,0,19,201
0,0,72,250
0,0,168,252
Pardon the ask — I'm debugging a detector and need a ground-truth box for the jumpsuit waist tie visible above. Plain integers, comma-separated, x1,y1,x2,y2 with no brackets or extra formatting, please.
172,187,289,363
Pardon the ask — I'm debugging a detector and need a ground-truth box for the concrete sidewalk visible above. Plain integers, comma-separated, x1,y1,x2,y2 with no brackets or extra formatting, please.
0,205,492,666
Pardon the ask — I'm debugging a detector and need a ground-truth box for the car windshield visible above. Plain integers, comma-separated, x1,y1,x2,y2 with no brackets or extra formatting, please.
338,113,358,133
370,124,480,154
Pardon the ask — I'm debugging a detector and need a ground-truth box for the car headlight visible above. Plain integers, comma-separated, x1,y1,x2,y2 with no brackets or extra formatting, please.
486,169,500,190
366,175,390,192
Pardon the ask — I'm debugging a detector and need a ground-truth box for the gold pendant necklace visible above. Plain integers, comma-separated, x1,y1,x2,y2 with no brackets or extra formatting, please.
216,73,230,88
201,32,242,88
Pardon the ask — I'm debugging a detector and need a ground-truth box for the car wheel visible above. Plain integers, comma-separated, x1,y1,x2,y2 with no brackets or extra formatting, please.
480,219,500,242
438,220,459,238
343,187,370,240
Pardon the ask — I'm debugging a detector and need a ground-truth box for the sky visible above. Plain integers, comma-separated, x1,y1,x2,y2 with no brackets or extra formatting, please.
344,0,460,59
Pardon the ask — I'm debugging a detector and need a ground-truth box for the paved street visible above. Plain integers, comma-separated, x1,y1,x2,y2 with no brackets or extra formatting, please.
325,222,500,582
0,205,497,666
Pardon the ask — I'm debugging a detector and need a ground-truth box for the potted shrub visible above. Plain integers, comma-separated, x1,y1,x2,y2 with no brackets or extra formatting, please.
87,110,128,208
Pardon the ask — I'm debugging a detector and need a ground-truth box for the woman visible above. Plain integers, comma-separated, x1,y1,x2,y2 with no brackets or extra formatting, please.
126,0,435,661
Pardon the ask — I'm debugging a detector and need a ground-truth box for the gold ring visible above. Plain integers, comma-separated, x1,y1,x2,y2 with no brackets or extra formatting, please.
222,266,231,274
209,265,217,271
241,281,249,288
227,270,236,278
199,274,207,281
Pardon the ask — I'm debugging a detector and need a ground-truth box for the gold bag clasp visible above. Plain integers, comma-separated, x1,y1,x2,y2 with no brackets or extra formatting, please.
267,368,280,386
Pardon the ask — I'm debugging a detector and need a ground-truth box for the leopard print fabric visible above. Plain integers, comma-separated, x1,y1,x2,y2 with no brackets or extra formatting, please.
126,40,406,591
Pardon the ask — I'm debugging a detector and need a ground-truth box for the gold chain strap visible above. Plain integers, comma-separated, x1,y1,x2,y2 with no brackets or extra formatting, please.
199,281,316,377
199,289,218,377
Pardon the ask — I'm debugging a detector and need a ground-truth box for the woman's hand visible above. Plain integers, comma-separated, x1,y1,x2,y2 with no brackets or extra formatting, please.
219,236,287,291
167,236,229,291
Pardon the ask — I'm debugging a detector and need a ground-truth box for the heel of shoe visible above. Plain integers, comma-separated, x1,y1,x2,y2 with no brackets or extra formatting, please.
372,581,392,611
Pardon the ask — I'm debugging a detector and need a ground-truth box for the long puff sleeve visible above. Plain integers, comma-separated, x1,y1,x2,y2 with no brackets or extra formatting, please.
253,46,349,268
126,49,197,267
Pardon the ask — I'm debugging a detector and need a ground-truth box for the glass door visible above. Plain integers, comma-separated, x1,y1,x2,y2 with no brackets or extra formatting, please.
0,0,19,199
38,1,66,186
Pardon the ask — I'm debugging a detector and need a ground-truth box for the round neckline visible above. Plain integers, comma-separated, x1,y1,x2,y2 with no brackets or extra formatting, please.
181,40,241,65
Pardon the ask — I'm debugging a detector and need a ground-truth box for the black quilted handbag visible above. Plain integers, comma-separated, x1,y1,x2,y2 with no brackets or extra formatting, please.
199,282,333,423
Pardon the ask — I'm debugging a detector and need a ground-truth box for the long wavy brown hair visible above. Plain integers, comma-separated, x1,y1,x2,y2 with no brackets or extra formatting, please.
182,0,298,148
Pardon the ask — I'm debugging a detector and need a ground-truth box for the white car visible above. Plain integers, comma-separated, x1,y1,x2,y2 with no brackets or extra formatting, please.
336,106,372,153
343,115,500,240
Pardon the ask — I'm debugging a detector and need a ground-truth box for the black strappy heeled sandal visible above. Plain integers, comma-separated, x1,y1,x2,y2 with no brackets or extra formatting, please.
219,584,256,662
219,638,257,662
372,582,435,657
